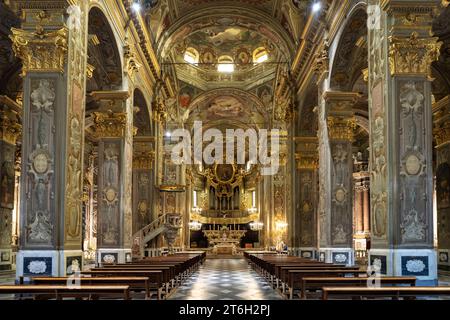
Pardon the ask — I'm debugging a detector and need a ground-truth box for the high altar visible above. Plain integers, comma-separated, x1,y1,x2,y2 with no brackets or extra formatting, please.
203,226,247,255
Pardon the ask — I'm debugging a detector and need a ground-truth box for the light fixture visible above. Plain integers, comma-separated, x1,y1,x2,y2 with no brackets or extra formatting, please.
189,221,202,231
132,1,141,12
249,221,264,231
312,1,321,13
165,131,171,138
275,217,288,231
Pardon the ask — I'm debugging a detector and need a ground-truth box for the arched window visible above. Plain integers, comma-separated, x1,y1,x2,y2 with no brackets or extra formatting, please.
253,47,269,64
184,47,199,64
217,55,234,73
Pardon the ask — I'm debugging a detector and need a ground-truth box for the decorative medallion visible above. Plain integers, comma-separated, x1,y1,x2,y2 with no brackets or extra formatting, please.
335,188,346,203
33,152,49,174
405,154,421,175
104,188,117,203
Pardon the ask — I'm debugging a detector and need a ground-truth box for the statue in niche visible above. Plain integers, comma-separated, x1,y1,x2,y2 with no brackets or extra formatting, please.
333,144,348,185
28,211,52,242
333,224,347,244
400,82,423,150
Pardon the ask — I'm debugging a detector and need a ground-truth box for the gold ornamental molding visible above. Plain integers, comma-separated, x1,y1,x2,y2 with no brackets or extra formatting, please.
327,116,357,142
159,184,186,192
190,213,259,225
362,68,369,83
91,111,127,138
295,136,318,170
133,151,154,170
389,32,442,78
314,41,330,84
295,153,318,170
9,26,68,76
434,96,450,147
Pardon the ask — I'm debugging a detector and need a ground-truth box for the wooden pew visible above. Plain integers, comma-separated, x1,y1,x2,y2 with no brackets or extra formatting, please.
300,276,416,299
30,277,151,299
322,286,450,300
0,285,130,300
278,266,360,292
287,269,367,299
81,270,164,300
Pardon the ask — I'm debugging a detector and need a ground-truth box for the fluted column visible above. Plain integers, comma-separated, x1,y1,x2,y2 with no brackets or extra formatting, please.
10,2,88,277
0,96,21,271
434,95,450,269
367,0,441,283
89,92,133,264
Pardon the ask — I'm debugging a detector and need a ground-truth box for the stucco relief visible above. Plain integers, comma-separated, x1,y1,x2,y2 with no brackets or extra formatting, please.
25,79,56,246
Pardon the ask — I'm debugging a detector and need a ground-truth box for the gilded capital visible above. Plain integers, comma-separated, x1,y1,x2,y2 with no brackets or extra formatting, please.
389,32,442,77
9,26,68,76
327,116,357,142
91,111,127,138
133,151,154,170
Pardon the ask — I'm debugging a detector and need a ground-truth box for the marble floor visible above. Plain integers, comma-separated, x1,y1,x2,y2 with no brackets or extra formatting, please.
169,257,283,300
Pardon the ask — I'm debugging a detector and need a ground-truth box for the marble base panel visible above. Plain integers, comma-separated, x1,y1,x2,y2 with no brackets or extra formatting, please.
0,249,12,271
369,248,437,285
298,247,317,259
16,250,83,279
318,248,354,266
97,248,132,264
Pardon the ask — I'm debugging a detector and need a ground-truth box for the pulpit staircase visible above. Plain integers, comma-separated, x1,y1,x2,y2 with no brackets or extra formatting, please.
132,213,182,259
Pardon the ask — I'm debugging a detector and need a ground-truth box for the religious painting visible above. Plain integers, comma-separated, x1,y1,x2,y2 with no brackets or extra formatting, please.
0,251,10,262
201,48,216,64
179,86,195,108
66,256,81,275
215,164,235,183
235,48,250,65
206,96,246,119
436,162,450,209
257,85,273,107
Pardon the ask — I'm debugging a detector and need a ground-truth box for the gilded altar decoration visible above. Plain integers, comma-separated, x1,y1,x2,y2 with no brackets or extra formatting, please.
327,116,357,141
91,111,127,138
389,31,442,77
9,26,68,76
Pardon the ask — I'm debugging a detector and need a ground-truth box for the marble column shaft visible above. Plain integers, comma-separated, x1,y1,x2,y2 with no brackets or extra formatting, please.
90,92,133,264
10,3,88,277
368,0,441,283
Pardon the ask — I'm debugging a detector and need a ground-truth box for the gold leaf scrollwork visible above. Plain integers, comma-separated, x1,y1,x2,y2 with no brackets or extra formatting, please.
327,116,357,141
389,31,442,77
9,26,68,76
91,111,127,138
0,111,22,145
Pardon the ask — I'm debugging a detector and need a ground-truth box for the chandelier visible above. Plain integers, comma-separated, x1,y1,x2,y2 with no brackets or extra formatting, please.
249,221,264,231
275,215,288,231
189,220,202,231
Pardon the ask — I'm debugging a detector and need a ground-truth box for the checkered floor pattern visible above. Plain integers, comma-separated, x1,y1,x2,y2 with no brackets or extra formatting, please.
169,257,283,300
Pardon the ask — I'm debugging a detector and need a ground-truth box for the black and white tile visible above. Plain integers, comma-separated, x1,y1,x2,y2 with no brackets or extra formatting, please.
170,258,282,300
